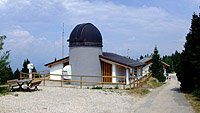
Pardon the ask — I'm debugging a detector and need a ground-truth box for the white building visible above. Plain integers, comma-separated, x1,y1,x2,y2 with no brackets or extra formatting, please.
139,57,170,76
45,23,145,85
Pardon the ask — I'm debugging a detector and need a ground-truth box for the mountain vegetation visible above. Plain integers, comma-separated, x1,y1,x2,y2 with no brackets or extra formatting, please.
150,46,166,82
0,35,11,84
176,13,200,95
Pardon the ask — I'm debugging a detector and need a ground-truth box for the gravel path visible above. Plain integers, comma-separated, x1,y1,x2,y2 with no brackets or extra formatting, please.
133,73,195,113
0,86,138,113
0,74,194,113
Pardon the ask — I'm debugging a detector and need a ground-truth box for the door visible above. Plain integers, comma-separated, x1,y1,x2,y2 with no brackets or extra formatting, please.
101,61,112,82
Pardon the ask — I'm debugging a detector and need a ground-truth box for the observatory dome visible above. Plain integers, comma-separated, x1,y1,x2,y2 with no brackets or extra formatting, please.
68,23,103,47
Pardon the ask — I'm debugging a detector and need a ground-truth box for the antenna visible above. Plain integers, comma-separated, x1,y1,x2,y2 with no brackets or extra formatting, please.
127,48,130,58
62,23,64,57
199,6,200,16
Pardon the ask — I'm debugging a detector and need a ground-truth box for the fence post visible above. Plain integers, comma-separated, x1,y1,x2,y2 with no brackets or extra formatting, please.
102,76,104,89
123,77,126,90
133,77,135,88
129,77,131,89
137,78,139,87
80,76,82,88
43,74,45,86
61,75,63,87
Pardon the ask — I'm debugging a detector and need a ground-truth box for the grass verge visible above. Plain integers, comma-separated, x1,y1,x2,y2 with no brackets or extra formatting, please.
0,87,9,96
126,77,165,97
145,77,165,89
185,93,200,113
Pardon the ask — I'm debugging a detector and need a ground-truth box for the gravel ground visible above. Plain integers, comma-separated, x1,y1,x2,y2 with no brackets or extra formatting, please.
0,86,138,113
0,73,195,113
133,73,195,113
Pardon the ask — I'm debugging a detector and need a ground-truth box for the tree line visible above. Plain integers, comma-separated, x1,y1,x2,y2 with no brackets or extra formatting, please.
0,36,37,84
150,13,200,97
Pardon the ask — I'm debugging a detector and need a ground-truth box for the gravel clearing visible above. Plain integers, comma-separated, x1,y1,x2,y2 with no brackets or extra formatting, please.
0,86,138,113
0,74,195,113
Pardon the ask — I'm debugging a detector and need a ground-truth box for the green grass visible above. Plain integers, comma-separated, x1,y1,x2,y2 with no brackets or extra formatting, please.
126,88,150,96
126,77,164,97
114,85,119,89
185,93,200,113
91,86,102,89
0,87,9,96
145,78,165,89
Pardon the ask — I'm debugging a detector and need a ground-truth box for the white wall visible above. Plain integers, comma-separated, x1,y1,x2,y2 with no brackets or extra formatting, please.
142,63,152,75
116,65,126,82
50,63,63,80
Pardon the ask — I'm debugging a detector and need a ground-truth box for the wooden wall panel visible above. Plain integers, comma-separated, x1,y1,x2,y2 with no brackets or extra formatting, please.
101,61,112,82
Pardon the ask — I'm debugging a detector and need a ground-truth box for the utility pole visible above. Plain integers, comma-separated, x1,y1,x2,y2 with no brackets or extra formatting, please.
127,48,130,58
62,23,64,57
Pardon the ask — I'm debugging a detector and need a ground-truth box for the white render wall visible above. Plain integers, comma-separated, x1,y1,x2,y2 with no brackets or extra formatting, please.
116,65,126,82
49,63,63,80
69,47,102,84
142,63,152,75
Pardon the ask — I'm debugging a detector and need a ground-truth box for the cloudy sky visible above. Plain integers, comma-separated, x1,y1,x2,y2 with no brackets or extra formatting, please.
0,0,199,71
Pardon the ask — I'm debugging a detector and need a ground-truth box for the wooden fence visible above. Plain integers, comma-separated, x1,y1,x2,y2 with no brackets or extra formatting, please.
20,72,151,90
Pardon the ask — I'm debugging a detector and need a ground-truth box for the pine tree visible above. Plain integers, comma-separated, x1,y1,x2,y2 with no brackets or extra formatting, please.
21,59,30,73
150,46,166,82
21,59,37,73
13,68,20,79
177,13,200,92
0,35,10,84
6,65,13,80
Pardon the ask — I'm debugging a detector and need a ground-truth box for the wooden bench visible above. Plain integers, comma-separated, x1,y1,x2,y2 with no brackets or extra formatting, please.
7,79,19,91
26,80,42,91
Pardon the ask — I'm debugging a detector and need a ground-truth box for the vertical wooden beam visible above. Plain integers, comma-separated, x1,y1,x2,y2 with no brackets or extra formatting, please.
43,74,45,86
61,74,63,87
133,76,135,88
123,76,125,90
80,76,82,88
129,77,131,89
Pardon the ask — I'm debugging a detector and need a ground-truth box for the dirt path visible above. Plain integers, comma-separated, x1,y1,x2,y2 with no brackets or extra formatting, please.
133,73,194,113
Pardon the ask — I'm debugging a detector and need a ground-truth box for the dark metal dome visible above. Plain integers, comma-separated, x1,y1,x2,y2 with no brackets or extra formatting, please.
68,23,103,47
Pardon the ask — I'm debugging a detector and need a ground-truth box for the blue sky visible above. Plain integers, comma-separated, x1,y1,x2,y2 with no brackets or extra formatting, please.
0,0,199,71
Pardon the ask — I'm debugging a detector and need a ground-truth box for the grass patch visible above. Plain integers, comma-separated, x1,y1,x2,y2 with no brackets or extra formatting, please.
91,86,102,89
144,77,165,89
185,93,200,113
126,77,164,97
14,94,19,96
127,88,150,97
114,85,119,89
0,87,9,96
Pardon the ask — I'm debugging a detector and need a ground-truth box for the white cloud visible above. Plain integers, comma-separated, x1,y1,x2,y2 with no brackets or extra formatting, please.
12,30,30,37
0,0,190,70
0,0,7,9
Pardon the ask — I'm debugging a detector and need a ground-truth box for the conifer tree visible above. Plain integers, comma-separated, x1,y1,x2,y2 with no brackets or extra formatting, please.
150,46,166,82
0,35,10,84
21,59,37,73
13,68,20,79
177,13,200,92
21,59,30,73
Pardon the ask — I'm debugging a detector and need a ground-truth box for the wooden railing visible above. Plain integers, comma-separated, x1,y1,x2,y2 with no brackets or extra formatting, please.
20,72,151,90
128,73,152,89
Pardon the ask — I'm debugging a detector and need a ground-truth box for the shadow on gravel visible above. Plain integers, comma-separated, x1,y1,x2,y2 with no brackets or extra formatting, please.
171,87,182,93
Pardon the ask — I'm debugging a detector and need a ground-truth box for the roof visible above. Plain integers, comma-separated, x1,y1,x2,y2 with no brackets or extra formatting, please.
44,56,69,67
139,57,152,63
100,52,145,68
68,23,103,47
139,57,170,67
45,52,145,68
